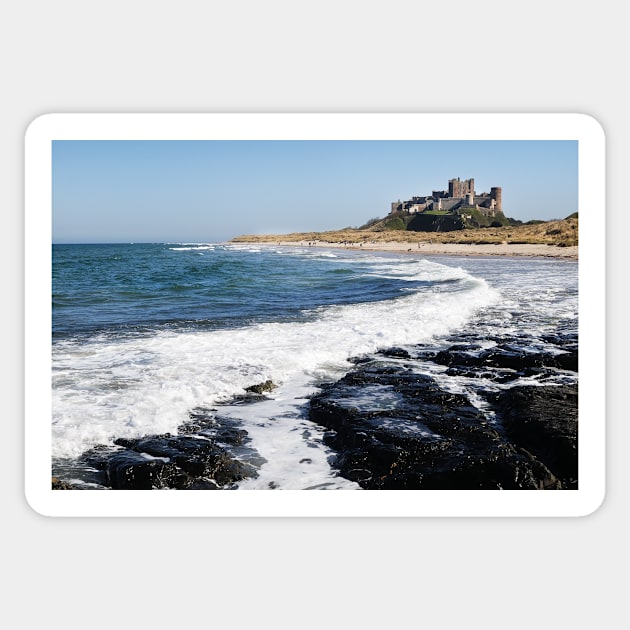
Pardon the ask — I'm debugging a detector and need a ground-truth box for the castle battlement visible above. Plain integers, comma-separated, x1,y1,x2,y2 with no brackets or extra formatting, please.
391,178,503,216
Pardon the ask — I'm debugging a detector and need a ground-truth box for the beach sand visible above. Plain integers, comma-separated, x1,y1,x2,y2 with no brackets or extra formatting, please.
244,239,578,260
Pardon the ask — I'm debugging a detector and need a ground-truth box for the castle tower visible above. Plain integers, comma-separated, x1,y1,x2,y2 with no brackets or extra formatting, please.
490,187,502,211
448,178,458,197
449,177,475,198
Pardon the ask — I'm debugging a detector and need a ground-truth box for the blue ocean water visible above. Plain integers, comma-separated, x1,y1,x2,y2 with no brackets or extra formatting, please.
51,243,578,488
52,243,456,338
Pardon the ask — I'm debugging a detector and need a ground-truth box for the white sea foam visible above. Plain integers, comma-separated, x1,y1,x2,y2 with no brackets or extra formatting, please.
217,375,362,490
51,258,499,464
168,245,215,251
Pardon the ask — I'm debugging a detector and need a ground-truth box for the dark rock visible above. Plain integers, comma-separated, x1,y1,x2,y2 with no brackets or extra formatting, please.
349,355,375,365
244,379,277,394
106,451,183,490
377,347,411,359
209,426,248,446
115,434,217,461
106,432,258,489
430,338,578,384
182,410,248,445
491,384,578,488
50,415,262,490
555,351,578,372
445,366,518,383
309,360,564,490
52,477,77,490
80,444,120,470
185,479,221,490
308,332,579,491
52,330,578,492
434,345,577,374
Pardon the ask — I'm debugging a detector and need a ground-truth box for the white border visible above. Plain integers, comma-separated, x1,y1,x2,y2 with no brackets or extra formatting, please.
25,113,606,517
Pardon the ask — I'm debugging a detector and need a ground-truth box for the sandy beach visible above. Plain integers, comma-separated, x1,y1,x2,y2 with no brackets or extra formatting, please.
239,239,578,260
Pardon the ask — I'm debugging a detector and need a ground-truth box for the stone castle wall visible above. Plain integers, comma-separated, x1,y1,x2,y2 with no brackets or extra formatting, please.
391,178,503,215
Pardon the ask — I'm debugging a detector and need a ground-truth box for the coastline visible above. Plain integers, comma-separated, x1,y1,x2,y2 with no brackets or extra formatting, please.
52,244,578,491
232,239,578,260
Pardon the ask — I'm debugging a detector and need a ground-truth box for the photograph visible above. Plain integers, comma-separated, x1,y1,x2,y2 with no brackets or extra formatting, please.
25,113,604,516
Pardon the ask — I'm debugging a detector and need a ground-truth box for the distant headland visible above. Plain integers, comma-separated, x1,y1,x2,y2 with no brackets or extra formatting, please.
387,177,510,232
231,176,578,259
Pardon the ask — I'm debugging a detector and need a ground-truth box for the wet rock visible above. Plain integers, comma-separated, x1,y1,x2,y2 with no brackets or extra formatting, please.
433,343,578,379
491,384,578,488
56,414,261,490
377,347,412,359
106,451,184,490
107,433,258,489
309,337,578,491
183,410,248,445
309,361,563,490
52,330,578,492
185,479,220,490
244,379,277,394
52,477,78,490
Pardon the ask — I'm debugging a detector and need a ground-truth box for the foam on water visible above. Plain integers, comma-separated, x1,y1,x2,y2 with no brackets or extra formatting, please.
217,375,362,490
168,245,216,251
52,256,499,462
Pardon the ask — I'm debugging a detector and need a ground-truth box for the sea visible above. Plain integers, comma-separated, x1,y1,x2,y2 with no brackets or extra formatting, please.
51,242,578,489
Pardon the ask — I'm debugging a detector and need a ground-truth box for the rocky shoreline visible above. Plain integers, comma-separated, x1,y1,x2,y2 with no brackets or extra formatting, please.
53,330,577,491
52,397,268,490
310,350,577,490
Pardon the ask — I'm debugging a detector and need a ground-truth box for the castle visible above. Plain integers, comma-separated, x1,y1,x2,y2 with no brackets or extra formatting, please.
390,178,503,217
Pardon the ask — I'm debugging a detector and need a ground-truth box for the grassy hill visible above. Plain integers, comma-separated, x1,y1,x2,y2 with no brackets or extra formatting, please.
231,214,579,247
378,208,514,232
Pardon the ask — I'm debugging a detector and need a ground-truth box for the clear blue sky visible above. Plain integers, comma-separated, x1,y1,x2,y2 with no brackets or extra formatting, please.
52,140,578,243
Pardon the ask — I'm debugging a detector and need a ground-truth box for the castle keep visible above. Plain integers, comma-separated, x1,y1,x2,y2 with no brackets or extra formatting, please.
391,178,503,217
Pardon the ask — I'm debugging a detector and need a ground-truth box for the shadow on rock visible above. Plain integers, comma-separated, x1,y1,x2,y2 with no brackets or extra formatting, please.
309,347,577,490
